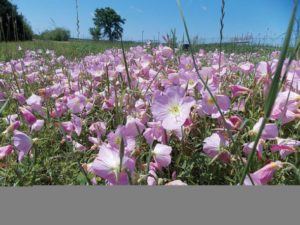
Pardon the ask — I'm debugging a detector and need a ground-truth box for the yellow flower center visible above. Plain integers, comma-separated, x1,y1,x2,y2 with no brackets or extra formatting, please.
185,64,192,70
75,98,81,106
270,162,280,169
207,97,215,106
169,104,181,115
188,80,195,86
115,137,122,146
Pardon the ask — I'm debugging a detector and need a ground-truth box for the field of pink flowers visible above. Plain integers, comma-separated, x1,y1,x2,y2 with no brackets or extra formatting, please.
1,42,300,186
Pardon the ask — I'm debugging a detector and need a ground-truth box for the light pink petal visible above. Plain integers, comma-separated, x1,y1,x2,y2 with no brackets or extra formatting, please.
165,180,187,186
13,130,33,162
31,120,45,132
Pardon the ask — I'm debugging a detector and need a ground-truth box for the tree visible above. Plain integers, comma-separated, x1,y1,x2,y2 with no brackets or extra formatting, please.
90,7,125,41
0,0,33,41
89,27,101,41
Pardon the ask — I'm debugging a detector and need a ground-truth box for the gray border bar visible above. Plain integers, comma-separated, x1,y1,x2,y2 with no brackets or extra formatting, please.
0,186,299,225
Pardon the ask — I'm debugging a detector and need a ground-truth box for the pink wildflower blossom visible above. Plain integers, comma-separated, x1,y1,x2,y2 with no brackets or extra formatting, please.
151,86,195,130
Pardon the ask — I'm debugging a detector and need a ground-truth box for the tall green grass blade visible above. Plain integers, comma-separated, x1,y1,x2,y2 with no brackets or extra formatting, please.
239,0,299,185
121,38,132,89
145,68,162,95
0,98,9,116
105,65,110,93
114,87,120,126
117,137,125,185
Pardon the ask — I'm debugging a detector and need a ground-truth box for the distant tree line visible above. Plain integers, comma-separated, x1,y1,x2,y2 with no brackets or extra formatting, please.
0,0,33,41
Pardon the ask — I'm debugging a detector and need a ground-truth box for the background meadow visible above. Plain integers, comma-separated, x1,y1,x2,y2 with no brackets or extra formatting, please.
0,0,300,186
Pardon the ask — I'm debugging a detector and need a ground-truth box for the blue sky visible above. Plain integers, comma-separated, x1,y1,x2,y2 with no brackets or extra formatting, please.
10,0,297,44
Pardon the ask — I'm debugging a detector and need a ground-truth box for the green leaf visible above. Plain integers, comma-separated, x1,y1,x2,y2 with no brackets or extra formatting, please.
0,98,9,116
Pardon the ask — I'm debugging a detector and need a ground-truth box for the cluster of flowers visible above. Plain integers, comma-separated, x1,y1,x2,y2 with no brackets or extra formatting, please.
1,45,300,185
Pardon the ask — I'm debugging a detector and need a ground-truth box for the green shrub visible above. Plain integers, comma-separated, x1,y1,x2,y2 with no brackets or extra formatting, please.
40,28,70,41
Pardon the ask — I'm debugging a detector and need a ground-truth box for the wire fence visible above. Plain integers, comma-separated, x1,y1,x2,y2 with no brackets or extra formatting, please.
68,29,300,48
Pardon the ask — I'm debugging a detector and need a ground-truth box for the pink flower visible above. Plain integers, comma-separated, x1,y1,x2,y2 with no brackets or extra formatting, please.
26,94,43,106
179,70,198,90
232,99,246,112
243,139,264,160
152,144,172,168
73,141,87,152
156,46,173,58
255,61,273,82
51,101,67,118
151,86,195,130
270,138,300,159
270,91,300,124
107,126,136,155
14,93,26,105
31,120,45,132
143,122,167,145
13,130,33,162
165,180,187,186
230,85,253,97
20,107,37,125
124,116,145,138
225,115,242,130
91,144,135,185
67,94,87,114
255,61,275,96
60,121,74,134
147,170,158,186
2,121,21,136
0,145,13,160
203,133,231,163
201,91,230,118
107,126,126,149
71,114,82,136
88,136,101,148
239,62,254,74
251,118,278,140
89,121,106,138
244,161,283,185
179,56,194,71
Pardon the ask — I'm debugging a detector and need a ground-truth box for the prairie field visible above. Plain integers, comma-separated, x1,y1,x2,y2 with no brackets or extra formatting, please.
1,37,300,186
0,0,299,186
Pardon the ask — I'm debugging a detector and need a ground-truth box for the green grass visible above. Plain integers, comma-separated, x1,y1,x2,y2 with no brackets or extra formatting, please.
192,42,280,54
0,39,141,61
0,39,282,62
